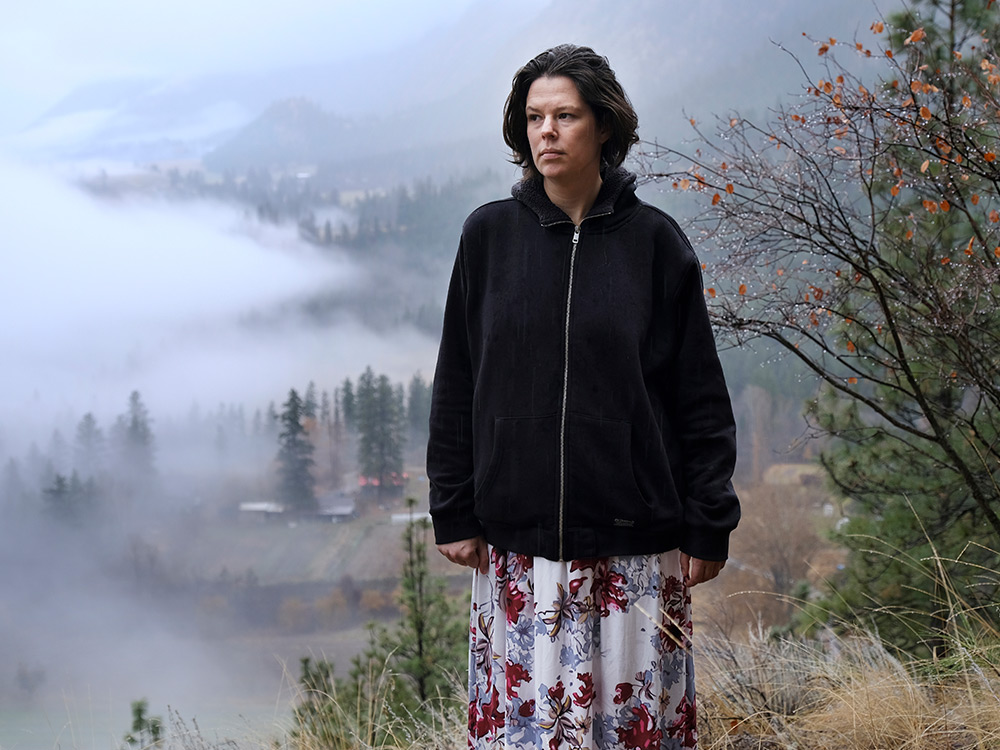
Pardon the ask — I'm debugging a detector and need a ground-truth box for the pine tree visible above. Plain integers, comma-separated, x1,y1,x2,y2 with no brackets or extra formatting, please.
382,497,466,705
290,499,466,743
276,388,317,513
112,391,156,494
341,378,356,431
356,369,405,501
407,372,432,453
303,381,318,420
73,413,104,478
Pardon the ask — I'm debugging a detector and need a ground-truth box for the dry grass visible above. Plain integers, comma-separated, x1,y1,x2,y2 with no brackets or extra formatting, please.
697,540,1000,750
697,627,1000,750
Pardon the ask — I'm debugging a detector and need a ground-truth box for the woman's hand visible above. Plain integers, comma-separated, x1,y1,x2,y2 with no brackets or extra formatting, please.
679,552,725,586
437,536,490,575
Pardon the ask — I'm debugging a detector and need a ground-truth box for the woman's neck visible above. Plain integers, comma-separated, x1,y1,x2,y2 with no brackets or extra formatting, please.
543,172,603,227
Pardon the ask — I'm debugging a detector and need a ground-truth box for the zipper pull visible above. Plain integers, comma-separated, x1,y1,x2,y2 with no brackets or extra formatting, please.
572,224,581,245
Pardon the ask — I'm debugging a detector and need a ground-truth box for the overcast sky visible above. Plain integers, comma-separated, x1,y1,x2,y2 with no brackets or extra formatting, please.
0,0,486,134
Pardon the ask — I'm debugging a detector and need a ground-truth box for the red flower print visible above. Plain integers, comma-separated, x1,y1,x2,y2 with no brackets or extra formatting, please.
506,661,530,699
592,560,628,616
502,577,527,624
518,698,535,717
572,672,594,708
547,680,565,700
470,686,505,740
668,693,698,747
614,682,634,705
617,704,664,749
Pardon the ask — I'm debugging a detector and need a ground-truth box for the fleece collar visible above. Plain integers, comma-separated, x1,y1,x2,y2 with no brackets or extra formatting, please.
511,166,637,227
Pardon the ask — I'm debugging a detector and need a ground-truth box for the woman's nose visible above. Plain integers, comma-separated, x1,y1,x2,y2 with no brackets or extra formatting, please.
541,115,557,137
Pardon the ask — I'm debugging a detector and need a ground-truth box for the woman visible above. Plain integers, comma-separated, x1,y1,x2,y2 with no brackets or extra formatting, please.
428,44,739,749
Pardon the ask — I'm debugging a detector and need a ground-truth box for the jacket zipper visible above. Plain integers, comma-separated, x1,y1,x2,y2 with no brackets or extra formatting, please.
558,223,582,561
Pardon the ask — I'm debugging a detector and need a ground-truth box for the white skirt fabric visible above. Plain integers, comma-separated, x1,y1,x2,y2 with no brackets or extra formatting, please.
467,547,698,749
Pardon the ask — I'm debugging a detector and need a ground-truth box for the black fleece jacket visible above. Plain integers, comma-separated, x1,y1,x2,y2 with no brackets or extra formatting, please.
427,168,740,562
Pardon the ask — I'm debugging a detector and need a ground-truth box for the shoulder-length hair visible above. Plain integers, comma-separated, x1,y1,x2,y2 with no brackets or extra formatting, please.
502,44,639,179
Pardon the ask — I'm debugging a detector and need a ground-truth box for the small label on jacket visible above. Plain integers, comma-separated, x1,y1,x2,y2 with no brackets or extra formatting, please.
613,518,635,528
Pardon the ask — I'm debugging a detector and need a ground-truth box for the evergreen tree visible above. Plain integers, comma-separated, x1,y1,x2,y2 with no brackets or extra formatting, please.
381,497,466,705
356,369,405,500
289,499,466,744
73,412,104,478
276,389,317,513
319,390,331,427
406,372,432,452
303,381,318,420
42,472,95,524
341,378,356,431
113,391,156,490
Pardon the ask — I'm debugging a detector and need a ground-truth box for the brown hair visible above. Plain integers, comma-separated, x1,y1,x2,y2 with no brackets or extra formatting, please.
502,44,639,179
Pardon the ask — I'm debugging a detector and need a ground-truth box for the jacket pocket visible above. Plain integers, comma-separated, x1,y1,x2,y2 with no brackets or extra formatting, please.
564,413,652,528
475,414,559,524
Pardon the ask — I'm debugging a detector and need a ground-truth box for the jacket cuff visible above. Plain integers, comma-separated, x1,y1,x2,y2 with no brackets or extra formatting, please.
431,514,484,546
680,526,731,562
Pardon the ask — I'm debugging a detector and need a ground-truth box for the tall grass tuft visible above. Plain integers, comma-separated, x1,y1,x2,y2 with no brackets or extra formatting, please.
697,544,1000,750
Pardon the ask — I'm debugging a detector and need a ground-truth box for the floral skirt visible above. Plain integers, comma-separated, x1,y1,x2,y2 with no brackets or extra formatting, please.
468,547,697,750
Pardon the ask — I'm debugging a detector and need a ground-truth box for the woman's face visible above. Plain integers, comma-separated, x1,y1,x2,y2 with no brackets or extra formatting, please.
525,75,609,187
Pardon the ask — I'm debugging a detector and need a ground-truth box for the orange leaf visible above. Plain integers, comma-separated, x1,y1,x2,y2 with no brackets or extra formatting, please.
712,193,721,205
910,80,922,93
707,288,717,298
777,269,785,276
941,200,950,212
920,106,933,120
847,341,856,353
965,237,975,255
941,257,951,264
871,21,884,33
972,194,980,204
725,183,735,194
992,210,1000,223
920,159,930,172
905,27,926,44
923,199,938,213
995,247,1000,257
848,377,858,385
738,283,747,295
986,152,997,162
887,49,894,58
962,94,972,107
690,118,697,126
890,185,900,196
906,229,914,240
679,178,691,190
818,44,830,55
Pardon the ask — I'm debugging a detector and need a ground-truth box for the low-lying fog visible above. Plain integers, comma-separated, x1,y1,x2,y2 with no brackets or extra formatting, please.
0,156,439,450
0,156,444,749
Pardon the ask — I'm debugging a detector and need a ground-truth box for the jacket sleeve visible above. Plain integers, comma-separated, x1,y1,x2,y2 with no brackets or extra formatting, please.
671,255,741,561
427,240,483,544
